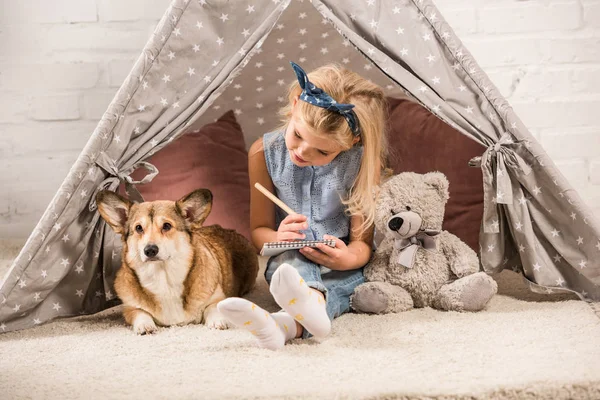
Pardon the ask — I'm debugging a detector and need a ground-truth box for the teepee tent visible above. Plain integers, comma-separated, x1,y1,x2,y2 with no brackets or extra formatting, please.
1,0,599,334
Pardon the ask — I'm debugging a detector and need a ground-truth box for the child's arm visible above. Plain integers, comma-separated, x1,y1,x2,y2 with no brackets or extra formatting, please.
298,214,374,271
248,138,308,252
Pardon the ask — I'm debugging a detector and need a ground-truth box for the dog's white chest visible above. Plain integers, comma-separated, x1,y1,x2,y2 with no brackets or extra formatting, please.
137,260,190,326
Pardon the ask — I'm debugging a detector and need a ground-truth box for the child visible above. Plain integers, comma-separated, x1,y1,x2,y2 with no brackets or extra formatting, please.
217,61,388,350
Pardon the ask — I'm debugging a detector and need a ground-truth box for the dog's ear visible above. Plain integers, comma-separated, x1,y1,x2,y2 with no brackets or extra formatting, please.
176,189,213,228
96,190,132,235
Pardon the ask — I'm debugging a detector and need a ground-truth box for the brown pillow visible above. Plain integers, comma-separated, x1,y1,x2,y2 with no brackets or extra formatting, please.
386,97,484,251
126,110,251,241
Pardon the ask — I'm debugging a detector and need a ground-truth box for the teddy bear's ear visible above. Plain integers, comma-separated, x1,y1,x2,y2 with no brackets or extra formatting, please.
424,172,450,201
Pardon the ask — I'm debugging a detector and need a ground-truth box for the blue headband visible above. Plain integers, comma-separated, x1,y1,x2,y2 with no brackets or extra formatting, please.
290,61,361,137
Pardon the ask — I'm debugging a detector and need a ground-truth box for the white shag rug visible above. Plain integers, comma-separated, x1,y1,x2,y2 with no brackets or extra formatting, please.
1,240,599,400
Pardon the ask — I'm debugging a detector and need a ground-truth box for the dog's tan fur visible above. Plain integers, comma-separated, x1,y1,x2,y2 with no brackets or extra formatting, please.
96,189,259,335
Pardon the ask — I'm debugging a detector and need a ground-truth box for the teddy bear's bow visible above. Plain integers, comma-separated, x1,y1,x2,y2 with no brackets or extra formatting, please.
392,230,440,269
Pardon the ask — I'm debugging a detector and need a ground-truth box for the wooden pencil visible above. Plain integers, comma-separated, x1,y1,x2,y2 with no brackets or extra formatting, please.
253,182,296,215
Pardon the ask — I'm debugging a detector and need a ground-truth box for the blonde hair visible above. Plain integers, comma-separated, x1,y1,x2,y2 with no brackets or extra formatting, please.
277,63,388,238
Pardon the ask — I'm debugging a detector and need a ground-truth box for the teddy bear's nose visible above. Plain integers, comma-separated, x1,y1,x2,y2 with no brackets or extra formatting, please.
388,217,404,231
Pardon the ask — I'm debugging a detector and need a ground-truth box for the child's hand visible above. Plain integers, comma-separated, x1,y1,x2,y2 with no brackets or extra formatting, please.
276,214,309,241
299,235,358,271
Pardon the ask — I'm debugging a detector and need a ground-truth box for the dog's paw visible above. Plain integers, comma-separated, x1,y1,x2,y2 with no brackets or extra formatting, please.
204,313,231,330
132,313,158,335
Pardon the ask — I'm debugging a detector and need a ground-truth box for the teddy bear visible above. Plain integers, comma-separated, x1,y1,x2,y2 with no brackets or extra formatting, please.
351,171,497,314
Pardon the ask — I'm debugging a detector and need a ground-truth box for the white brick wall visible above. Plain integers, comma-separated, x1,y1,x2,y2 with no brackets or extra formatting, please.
1,0,599,238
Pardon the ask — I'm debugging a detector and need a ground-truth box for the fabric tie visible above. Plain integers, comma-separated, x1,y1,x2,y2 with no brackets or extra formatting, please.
289,61,361,136
480,133,532,233
391,230,440,269
89,152,159,211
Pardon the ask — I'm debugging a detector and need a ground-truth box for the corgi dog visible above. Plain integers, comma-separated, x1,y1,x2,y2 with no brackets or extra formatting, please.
96,188,259,335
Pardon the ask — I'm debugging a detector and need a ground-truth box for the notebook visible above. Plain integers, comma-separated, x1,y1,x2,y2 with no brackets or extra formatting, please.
260,239,336,257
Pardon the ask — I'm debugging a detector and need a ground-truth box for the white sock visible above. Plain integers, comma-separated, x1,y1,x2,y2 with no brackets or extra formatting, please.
269,263,331,339
217,298,296,350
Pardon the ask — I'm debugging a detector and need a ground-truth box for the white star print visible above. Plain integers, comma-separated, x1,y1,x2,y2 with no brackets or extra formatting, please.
487,244,495,252
34,292,40,301
196,21,203,29
41,270,47,278
427,54,436,63
75,264,84,274
0,323,5,331
242,29,250,38
18,279,26,288
33,318,41,325
400,48,408,56
491,219,500,230
299,28,307,35
465,106,474,114
432,105,441,113
61,234,70,242
553,254,562,262
393,6,401,14
162,74,171,83
76,289,84,297
80,189,88,198
53,222,62,231
550,229,560,237
556,277,564,286
219,13,229,22
142,80,148,89
53,302,61,311
60,258,70,267
160,98,168,107
432,77,440,84
533,186,542,195
187,67,195,77
369,19,378,29
204,76,212,83
367,0,375,5
320,47,328,54
458,85,467,92
533,262,542,272
422,33,431,41
168,51,176,60
577,236,584,245
246,5,255,13
216,37,224,46
578,260,587,269
518,244,526,252
396,27,404,34
173,28,181,37
518,196,527,205
418,86,428,93
13,304,21,312
257,117,265,125
570,212,576,220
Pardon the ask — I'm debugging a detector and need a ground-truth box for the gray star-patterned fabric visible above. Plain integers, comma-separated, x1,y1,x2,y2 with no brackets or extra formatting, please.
1,0,599,334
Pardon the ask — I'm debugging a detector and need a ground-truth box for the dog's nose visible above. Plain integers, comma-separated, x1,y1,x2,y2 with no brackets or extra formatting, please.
144,244,159,258
388,217,404,231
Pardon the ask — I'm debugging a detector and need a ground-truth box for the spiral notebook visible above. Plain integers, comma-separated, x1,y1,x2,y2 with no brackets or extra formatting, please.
260,239,336,257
